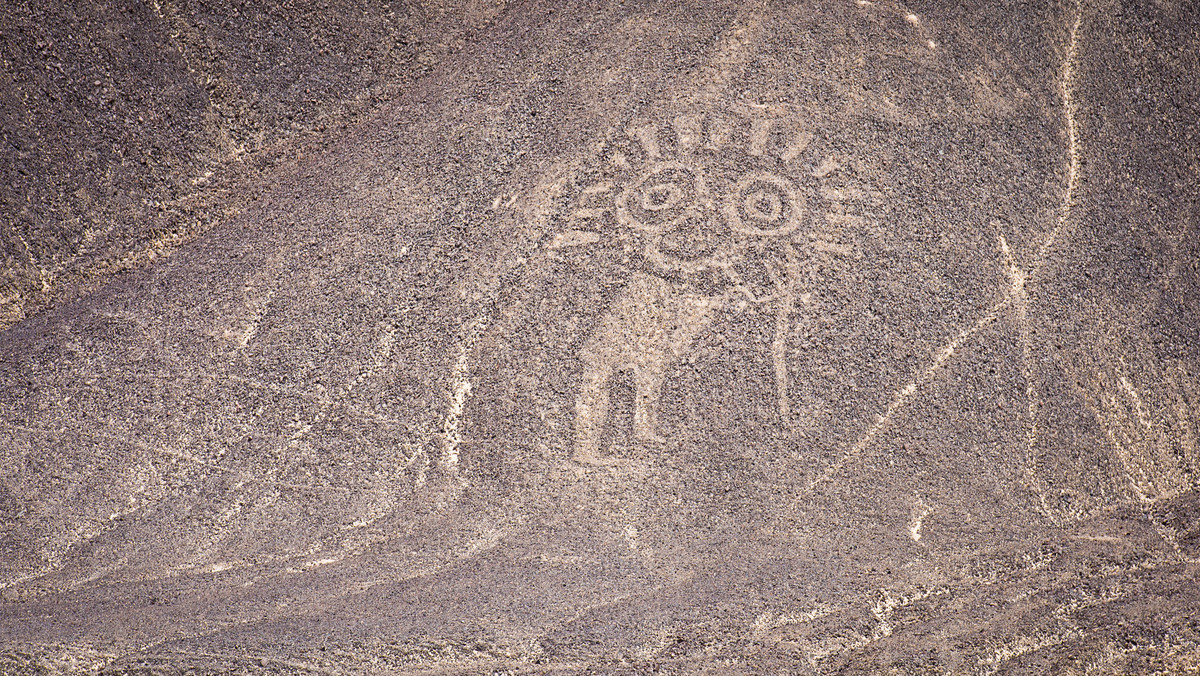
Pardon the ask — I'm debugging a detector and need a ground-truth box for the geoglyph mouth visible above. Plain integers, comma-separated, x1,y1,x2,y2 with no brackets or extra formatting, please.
656,212,725,261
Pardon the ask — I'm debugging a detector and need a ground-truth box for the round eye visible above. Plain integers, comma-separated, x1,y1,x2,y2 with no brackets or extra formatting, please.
743,189,783,222
642,183,683,211
616,162,705,233
726,172,804,237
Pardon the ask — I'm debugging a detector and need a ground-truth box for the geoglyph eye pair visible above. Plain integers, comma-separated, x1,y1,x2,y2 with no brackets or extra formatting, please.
615,161,806,239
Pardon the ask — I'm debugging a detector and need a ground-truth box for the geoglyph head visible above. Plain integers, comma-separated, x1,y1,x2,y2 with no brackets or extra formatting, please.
614,159,808,271
563,110,863,280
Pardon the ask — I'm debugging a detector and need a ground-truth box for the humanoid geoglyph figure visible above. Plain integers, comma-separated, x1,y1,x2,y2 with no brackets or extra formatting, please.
568,116,819,464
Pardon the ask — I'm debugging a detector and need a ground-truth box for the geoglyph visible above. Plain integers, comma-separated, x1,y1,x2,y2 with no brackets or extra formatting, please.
553,108,880,464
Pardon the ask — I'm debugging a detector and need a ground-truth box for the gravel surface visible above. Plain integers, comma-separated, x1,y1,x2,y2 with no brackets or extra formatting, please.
1,0,1198,673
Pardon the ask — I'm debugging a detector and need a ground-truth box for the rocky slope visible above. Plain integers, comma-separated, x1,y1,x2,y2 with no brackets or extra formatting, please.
1,0,1198,673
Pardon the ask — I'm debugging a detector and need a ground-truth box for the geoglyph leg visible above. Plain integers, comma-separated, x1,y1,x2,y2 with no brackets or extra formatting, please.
574,358,618,464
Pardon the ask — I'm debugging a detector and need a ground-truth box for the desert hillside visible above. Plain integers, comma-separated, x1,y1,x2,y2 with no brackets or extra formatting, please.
2,1,1198,673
